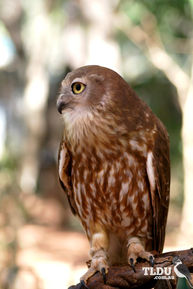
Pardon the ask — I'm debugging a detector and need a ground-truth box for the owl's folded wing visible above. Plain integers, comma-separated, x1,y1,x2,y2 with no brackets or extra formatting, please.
58,139,78,215
146,120,170,253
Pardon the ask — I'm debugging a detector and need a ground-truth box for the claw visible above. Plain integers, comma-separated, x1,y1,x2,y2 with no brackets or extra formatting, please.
129,258,136,273
79,280,89,289
101,267,107,284
149,255,154,267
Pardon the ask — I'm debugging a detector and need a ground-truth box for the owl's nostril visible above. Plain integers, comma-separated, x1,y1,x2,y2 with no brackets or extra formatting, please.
57,99,67,114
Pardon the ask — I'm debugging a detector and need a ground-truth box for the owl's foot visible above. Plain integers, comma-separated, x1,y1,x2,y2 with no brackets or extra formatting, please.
80,249,109,285
127,237,154,271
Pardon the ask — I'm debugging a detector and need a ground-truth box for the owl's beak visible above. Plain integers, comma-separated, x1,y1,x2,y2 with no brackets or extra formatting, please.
57,96,68,114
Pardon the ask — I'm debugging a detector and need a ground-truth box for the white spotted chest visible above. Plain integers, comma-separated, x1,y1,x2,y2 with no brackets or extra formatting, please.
71,150,151,238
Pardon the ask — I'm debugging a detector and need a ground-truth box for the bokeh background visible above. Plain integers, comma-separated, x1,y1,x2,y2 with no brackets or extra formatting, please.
0,0,193,288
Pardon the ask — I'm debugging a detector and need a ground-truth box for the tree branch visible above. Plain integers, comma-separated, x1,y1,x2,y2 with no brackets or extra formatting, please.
69,248,193,289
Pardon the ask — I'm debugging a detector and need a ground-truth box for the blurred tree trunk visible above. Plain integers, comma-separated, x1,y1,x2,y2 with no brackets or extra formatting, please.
63,0,121,70
80,0,121,71
0,0,50,194
20,2,50,193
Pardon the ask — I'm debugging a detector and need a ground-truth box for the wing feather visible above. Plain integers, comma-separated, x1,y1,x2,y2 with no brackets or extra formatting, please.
146,120,170,253
58,139,77,215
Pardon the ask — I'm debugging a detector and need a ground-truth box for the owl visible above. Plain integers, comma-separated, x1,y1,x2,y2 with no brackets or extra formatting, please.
57,65,170,286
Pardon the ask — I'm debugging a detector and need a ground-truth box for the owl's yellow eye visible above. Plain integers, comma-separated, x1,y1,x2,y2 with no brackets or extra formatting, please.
71,82,86,94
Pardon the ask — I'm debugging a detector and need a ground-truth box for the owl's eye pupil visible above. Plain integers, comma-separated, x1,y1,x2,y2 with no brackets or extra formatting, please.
72,82,86,94
76,83,81,91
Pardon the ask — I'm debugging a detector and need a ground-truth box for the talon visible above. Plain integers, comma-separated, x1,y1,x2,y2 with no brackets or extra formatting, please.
149,255,154,267
101,267,107,284
79,280,89,289
129,258,136,273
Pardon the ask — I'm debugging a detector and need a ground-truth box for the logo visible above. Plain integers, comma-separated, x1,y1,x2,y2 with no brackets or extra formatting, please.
142,256,193,285
142,266,174,280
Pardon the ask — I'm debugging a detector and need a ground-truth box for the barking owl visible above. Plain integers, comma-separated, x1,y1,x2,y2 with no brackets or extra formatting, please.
57,65,170,285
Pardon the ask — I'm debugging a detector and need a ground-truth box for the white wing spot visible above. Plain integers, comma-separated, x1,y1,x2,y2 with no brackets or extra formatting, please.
129,139,147,156
121,212,131,227
58,145,67,180
119,182,130,202
146,151,156,191
137,180,144,191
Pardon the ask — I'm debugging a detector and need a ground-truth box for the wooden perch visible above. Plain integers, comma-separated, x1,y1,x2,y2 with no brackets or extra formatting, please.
68,248,193,289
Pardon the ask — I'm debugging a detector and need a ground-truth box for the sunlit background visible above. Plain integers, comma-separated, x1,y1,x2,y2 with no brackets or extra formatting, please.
0,0,193,288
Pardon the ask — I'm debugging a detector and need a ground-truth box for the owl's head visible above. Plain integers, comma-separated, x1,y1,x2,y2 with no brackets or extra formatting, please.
57,65,128,115
56,65,132,145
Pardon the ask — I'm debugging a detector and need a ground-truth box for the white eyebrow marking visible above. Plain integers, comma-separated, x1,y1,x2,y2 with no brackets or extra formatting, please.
71,77,86,84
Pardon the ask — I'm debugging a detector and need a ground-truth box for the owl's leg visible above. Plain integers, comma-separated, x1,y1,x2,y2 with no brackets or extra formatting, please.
80,228,109,285
127,237,154,271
